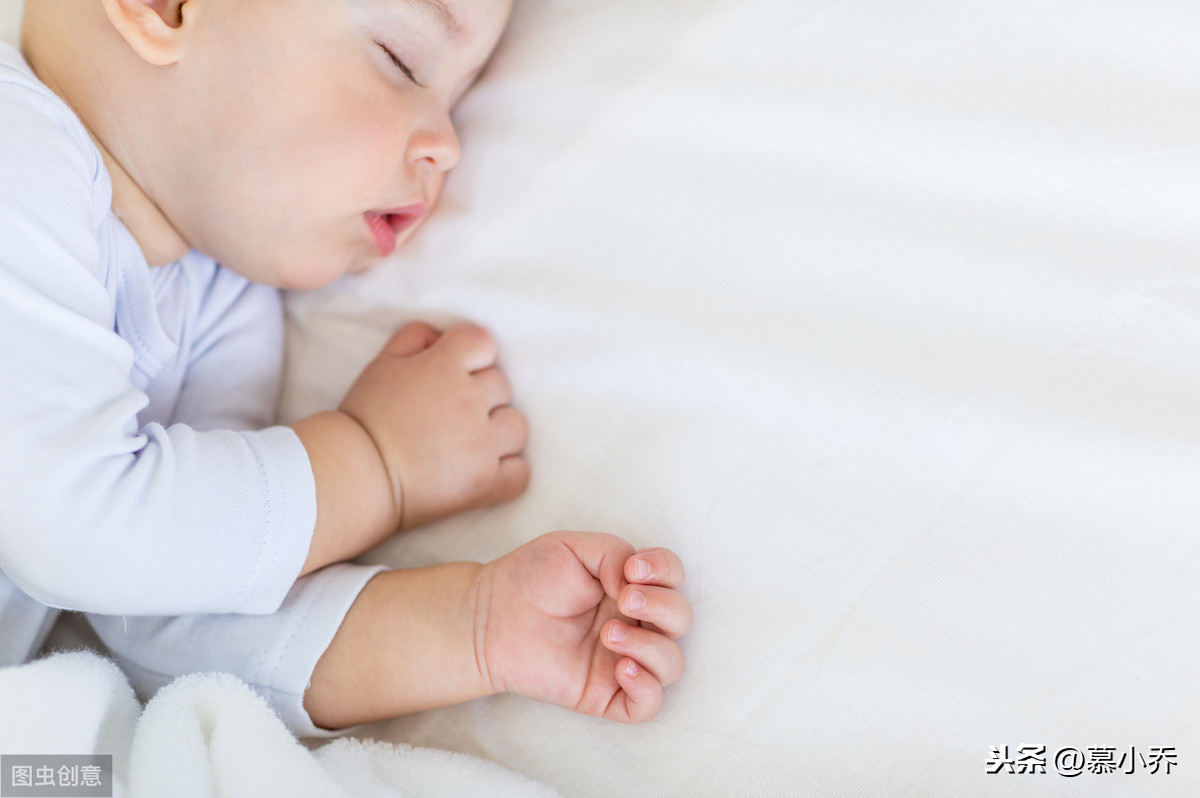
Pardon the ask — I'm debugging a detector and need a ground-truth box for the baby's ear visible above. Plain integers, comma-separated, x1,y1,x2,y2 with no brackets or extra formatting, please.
100,0,190,66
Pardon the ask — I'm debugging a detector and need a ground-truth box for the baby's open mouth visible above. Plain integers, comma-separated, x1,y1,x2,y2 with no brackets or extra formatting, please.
365,204,427,257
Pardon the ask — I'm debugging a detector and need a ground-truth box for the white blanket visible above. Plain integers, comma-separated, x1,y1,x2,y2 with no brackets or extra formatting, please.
5,0,1200,795
0,651,559,798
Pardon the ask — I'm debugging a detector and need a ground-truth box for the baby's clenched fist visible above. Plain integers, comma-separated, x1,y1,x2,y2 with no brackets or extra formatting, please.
339,321,530,530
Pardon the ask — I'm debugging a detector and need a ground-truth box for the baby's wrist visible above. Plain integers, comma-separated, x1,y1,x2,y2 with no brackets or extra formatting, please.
433,561,500,705
332,409,404,532
292,410,402,573
305,562,497,727
467,560,508,697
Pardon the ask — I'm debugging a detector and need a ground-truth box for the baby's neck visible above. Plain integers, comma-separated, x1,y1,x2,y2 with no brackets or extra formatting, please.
89,134,191,268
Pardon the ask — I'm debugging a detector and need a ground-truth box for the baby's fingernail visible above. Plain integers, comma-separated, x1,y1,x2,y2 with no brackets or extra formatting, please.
625,660,641,678
609,622,629,644
633,559,651,581
625,589,646,612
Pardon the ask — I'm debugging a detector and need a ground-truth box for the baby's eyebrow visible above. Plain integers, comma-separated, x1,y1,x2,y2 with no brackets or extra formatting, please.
402,0,464,40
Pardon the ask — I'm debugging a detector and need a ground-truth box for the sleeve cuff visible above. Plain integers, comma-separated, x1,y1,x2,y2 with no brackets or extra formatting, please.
223,425,318,615
241,563,388,737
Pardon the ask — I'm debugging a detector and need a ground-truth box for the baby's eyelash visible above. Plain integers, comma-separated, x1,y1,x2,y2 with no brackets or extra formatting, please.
379,44,425,88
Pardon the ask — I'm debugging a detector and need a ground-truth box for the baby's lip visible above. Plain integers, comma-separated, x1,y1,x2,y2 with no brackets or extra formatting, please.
378,204,428,232
365,204,428,257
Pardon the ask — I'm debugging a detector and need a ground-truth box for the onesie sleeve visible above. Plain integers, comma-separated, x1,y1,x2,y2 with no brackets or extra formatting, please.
0,80,316,617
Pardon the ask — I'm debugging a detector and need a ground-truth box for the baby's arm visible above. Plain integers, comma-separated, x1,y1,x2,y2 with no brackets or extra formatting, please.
292,322,530,575
303,532,692,729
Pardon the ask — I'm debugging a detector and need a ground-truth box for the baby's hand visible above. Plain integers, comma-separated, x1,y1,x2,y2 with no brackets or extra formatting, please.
339,322,530,530
475,532,692,723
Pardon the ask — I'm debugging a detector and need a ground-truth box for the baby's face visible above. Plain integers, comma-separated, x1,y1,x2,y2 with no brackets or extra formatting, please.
159,0,512,288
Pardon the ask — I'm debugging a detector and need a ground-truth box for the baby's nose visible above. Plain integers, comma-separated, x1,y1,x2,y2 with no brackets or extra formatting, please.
407,117,461,172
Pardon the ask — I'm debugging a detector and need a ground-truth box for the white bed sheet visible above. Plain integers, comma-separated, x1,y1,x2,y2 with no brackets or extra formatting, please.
4,0,1199,795
281,2,1200,795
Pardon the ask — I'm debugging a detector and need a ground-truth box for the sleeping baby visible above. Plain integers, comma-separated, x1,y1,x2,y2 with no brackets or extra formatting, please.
0,0,690,734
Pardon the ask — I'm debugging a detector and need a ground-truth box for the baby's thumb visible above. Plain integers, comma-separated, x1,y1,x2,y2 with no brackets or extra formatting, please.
383,321,441,357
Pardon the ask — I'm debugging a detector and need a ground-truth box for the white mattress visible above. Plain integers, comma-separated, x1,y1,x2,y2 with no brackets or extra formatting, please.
6,0,1199,794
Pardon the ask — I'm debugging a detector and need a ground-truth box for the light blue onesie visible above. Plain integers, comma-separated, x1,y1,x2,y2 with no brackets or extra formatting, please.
0,42,384,735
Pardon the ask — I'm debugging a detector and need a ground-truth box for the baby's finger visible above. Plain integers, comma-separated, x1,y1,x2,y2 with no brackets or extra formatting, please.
489,406,528,457
382,321,441,358
488,454,531,504
472,367,512,410
609,657,663,724
603,620,685,687
624,548,685,590
438,323,498,372
620,584,692,639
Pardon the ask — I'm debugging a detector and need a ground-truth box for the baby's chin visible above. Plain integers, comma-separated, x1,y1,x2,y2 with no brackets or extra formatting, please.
216,249,347,291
